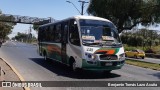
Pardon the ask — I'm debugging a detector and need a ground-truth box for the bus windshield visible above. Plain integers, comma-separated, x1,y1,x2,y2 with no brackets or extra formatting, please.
79,19,122,47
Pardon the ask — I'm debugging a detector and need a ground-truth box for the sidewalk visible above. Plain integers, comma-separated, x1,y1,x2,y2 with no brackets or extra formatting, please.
0,58,24,90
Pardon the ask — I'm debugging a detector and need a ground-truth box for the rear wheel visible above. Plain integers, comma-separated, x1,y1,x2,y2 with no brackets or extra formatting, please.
43,51,49,61
125,54,127,57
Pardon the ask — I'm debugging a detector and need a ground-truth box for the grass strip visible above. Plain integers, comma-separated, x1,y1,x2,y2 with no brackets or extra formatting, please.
126,59,160,71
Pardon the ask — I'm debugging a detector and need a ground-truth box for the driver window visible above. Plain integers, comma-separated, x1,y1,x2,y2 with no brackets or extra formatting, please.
69,19,80,46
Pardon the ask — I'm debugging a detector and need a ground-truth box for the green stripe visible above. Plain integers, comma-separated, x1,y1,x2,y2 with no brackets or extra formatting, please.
114,48,120,54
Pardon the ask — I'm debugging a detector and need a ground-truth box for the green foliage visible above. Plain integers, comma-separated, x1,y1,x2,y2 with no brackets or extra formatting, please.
121,29,160,47
126,59,160,71
123,45,137,51
87,0,160,33
14,32,28,42
0,10,15,40
13,32,37,43
32,24,39,32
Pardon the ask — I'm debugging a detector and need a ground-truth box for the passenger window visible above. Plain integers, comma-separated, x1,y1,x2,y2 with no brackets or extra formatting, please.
50,26,55,42
55,24,61,42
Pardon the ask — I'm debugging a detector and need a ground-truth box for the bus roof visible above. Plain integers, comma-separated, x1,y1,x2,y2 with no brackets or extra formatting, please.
40,15,112,27
74,15,111,22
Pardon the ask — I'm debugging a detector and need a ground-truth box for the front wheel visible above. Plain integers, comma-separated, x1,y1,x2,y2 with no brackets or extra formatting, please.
141,56,145,59
69,59,82,73
70,60,77,71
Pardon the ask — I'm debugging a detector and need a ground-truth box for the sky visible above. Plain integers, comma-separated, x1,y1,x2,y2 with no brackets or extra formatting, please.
0,0,89,38
0,0,160,38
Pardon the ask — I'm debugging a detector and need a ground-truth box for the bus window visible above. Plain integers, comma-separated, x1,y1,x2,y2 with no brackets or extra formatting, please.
62,23,68,43
69,20,80,46
55,24,61,42
50,25,55,42
38,27,42,41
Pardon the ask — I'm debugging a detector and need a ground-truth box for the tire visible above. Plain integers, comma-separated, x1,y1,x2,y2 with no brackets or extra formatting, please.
70,60,76,71
69,58,79,72
134,55,137,59
125,54,127,57
43,51,49,61
142,56,145,59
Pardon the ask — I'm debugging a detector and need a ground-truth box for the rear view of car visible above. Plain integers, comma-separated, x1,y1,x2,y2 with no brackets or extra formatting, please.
136,49,145,59
125,49,145,59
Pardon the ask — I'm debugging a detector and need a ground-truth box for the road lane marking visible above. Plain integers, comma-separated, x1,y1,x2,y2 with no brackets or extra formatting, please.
1,58,30,90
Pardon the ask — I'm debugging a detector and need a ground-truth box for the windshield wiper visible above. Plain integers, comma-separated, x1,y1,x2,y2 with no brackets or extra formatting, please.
83,42,100,46
101,41,122,47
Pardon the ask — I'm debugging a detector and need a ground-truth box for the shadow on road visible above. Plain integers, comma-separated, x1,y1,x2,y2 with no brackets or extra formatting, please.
148,73,160,79
1,45,36,48
29,58,121,79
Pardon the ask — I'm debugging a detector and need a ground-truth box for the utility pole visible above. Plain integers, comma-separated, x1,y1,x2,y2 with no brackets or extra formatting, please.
28,25,32,43
78,0,89,15
67,0,89,15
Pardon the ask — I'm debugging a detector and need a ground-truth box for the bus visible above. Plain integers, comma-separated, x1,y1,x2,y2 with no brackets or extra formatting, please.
38,15,125,73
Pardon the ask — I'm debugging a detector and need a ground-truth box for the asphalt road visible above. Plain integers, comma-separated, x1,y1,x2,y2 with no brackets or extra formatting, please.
0,41,160,90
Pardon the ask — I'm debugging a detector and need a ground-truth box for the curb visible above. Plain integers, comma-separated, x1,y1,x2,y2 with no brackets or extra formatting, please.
0,58,30,90
126,58,160,64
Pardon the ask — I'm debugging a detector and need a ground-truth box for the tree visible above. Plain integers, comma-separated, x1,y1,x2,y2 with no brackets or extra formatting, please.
120,29,160,47
14,32,28,42
32,24,39,33
87,0,160,33
0,10,15,40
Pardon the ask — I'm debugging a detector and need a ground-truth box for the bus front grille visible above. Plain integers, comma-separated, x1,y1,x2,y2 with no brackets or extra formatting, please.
99,55,118,60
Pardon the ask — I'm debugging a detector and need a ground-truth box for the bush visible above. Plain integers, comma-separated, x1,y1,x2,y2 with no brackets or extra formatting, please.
145,48,156,54
124,45,136,51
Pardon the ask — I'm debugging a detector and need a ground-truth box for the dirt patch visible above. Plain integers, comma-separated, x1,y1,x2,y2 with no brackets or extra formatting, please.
0,58,24,90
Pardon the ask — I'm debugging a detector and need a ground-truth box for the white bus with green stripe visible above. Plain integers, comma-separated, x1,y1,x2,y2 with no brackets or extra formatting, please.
38,15,125,73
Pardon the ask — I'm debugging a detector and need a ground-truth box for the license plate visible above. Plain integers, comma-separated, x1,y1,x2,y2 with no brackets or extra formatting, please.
105,62,112,66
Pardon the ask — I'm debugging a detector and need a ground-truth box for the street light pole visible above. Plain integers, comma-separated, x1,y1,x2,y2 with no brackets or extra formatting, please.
78,0,89,15
66,0,88,15
66,1,81,15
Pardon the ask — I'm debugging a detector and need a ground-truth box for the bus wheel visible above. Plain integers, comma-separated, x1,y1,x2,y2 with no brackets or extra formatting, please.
69,58,77,71
142,56,145,59
43,51,49,61
125,54,127,57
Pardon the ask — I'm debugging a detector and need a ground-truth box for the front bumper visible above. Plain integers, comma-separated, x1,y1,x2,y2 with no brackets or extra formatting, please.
82,59,125,71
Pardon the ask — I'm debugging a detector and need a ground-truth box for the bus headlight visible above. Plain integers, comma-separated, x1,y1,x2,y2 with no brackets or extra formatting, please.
85,53,97,60
119,53,125,60
91,54,96,60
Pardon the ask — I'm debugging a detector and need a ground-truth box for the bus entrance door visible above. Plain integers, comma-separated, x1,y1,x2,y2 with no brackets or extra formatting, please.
61,23,68,64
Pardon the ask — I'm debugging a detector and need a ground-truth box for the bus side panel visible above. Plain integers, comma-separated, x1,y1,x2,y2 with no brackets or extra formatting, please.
46,43,62,62
38,42,42,56
67,43,82,68
39,42,46,56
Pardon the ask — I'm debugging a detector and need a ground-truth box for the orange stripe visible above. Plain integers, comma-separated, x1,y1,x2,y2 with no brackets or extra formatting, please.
95,50,115,55
107,50,115,54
